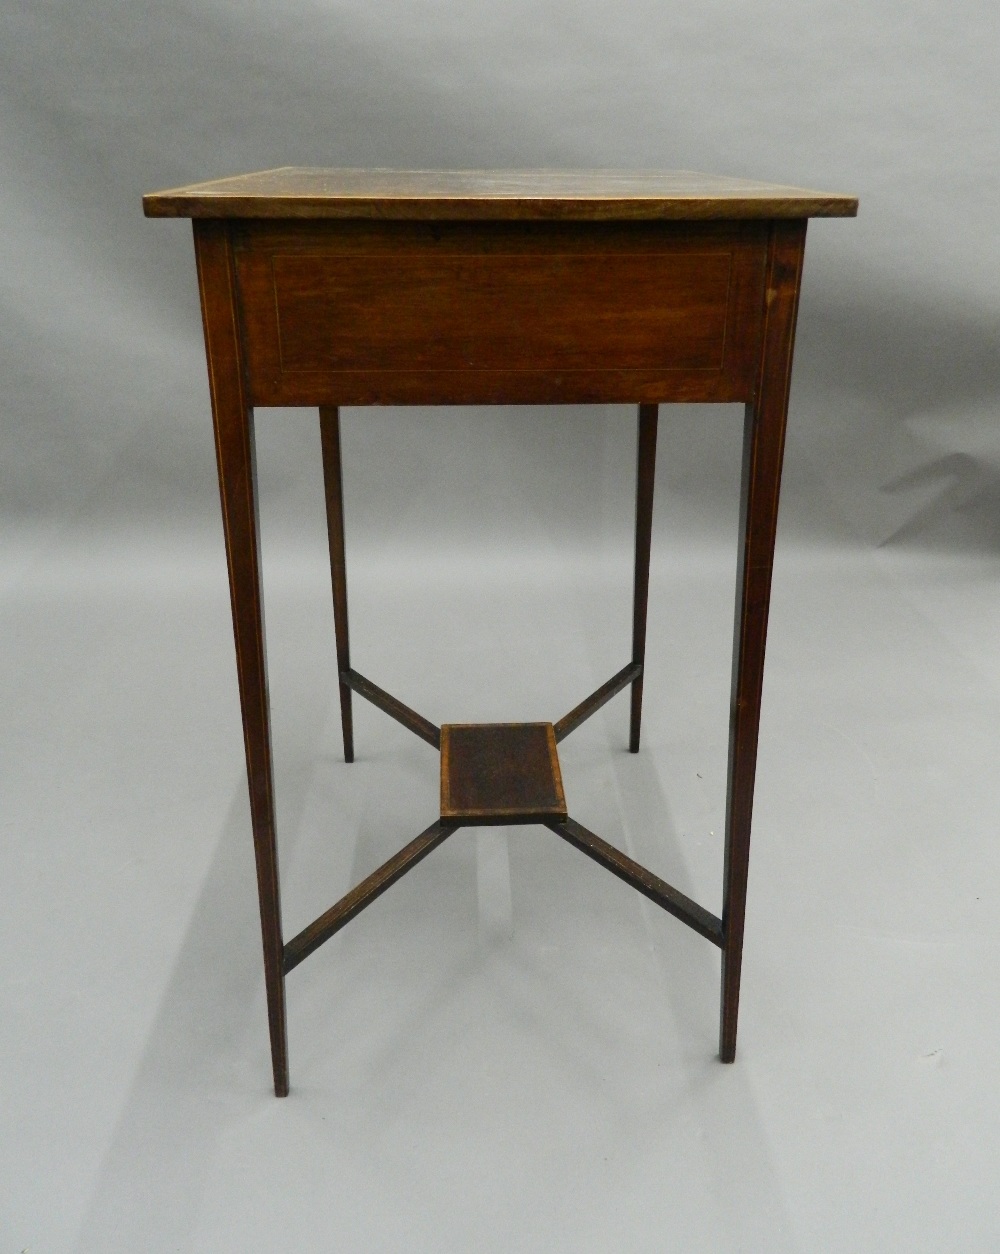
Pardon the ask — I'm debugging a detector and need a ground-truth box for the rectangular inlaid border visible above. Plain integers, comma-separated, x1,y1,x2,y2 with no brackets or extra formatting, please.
233,219,769,405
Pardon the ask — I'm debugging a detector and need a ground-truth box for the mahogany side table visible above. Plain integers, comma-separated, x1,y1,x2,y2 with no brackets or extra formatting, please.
143,169,857,1096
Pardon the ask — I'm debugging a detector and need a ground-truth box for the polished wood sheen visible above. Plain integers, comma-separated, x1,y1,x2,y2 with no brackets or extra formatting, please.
319,406,354,763
277,244,726,371
192,218,289,1097
630,404,659,751
441,723,567,825
143,167,858,220
341,668,441,749
233,220,769,406
546,818,723,946
719,219,808,1062
283,821,457,974
553,661,641,743
156,167,856,1096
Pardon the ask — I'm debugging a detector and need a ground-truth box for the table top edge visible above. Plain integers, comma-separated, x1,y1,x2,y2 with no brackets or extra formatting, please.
142,167,859,220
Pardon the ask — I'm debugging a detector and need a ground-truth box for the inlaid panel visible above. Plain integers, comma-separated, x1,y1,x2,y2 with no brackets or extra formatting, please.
440,722,567,825
233,220,769,405
273,250,731,374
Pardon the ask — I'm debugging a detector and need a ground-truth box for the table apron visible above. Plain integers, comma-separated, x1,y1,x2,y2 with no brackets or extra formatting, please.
231,220,770,406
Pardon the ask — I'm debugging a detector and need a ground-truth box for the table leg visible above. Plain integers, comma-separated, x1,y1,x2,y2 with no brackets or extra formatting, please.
719,220,806,1062
194,221,289,1096
630,403,659,752
319,406,354,763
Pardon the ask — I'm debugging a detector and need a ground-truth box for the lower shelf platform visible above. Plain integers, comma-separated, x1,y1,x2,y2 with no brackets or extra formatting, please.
440,721,567,825
282,673,725,978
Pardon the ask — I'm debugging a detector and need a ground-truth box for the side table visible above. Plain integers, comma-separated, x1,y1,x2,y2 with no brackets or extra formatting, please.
144,169,857,1096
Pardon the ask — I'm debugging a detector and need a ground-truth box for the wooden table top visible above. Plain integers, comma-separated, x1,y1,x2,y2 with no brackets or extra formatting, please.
143,167,858,221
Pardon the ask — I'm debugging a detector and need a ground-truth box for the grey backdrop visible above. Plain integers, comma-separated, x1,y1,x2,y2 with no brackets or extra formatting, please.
5,0,999,543
3,2,1000,1250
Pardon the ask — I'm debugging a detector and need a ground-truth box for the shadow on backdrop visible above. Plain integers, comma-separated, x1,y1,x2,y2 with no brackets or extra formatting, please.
794,286,1000,555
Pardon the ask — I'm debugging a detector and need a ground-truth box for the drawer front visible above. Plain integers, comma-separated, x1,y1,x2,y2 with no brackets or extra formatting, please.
234,221,768,405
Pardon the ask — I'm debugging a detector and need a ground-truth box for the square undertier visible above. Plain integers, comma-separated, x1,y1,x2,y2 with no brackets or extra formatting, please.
440,722,567,825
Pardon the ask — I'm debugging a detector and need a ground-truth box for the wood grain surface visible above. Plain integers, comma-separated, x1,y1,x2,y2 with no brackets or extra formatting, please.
441,723,567,824
144,167,857,220
719,219,808,1062
164,172,850,1089
192,219,289,1096
233,220,769,406
546,818,724,946
283,821,458,974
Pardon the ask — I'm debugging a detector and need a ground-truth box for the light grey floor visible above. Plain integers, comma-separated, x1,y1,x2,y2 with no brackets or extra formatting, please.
4,399,1000,1252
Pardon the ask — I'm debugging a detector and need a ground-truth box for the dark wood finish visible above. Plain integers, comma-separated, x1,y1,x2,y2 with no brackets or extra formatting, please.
143,167,858,220
319,406,353,763
719,219,807,1062
440,723,567,825
630,404,659,752
342,668,441,749
553,661,641,743
283,821,457,973
546,818,723,946
271,244,728,371
233,220,769,407
151,171,853,1092
192,219,289,1097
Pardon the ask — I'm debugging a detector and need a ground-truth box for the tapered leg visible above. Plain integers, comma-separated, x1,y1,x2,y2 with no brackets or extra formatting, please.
193,220,289,1096
319,406,354,763
720,220,807,1062
630,403,659,752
